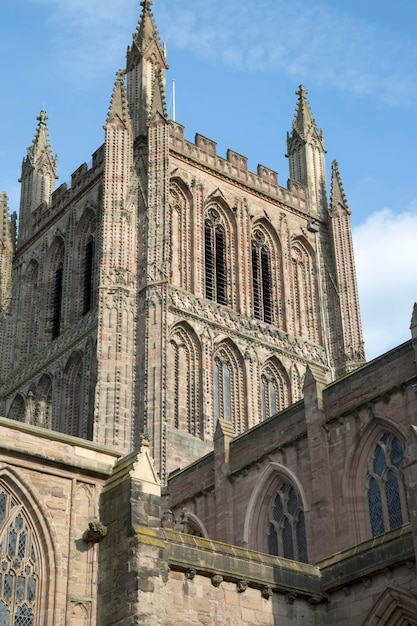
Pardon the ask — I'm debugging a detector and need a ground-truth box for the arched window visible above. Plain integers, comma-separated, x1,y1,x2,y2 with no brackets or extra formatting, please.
169,324,202,438
51,264,63,340
19,261,39,359
82,236,94,315
213,342,246,434
252,231,273,323
214,354,232,422
63,353,83,437
367,433,409,537
267,482,308,563
46,237,65,341
204,209,227,305
291,238,320,344
6,395,26,423
261,359,291,421
0,487,39,625
170,180,192,291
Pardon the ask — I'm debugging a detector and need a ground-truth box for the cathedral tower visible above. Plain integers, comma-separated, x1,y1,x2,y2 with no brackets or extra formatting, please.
0,3,365,481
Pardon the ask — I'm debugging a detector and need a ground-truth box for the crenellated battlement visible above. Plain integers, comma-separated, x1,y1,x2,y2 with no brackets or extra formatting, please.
169,122,307,210
28,145,105,239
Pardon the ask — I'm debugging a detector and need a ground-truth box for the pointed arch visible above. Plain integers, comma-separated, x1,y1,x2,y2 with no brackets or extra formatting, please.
7,395,25,423
0,468,57,625
62,351,84,437
169,178,193,291
213,339,246,434
204,199,236,308
168,322,202,438
361,586,417,626
244,463,308,563
290,362,305,402
260,357,291,420
346,419,409,543
34,374,53,429
251,219,284,328
290,236,321,344
73,207,96,320
45,236,65,340
19,260,39,359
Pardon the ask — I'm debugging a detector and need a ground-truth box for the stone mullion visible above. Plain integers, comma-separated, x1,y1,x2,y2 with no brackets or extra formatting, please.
245,346,259,429
192,182,204,298
236,198,251,317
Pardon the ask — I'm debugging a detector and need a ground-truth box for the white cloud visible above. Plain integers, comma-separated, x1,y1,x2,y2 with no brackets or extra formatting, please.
156,0,417,106
23,0,417,106
353,207,417,360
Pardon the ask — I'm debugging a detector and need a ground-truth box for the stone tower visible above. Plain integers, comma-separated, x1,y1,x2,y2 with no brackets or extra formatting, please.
0,0,365,482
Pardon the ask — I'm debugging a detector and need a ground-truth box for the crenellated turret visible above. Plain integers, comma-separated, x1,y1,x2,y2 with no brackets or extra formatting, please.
126,0,169,137
286,85,327,219
0,193,15,310
17,110,58,246
328,160,365,373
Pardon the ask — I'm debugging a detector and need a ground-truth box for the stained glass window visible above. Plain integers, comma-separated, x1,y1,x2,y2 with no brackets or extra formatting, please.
367,433,408,537
267,482,308,563
0,489,38,625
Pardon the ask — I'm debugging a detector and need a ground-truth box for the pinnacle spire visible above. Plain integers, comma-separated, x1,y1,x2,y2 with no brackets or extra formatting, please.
107,70,132,127
292,85,317,139
133,0,163,54
27,111,57,174
330,160,350,214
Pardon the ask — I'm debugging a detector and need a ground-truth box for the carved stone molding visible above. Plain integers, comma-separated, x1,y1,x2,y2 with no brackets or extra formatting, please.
169,286,327,366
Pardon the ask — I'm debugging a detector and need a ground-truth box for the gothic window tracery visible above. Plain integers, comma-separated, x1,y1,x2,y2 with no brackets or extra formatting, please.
367,432,409,537
213,342,246,433
46,238,65,341
63,352,84,437
19,261,39,359
261,360,290,421
0,488,39,625
204,208,227,306
169,325,202,438
291,239,320,344
169,181,192,291
267,482,308,563
252,230,273,323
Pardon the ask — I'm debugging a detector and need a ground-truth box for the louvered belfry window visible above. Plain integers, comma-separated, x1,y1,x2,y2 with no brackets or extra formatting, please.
267,482,308,563
51,265,63,340
252,231,273,323
0,489,39,625
205,209,227,305
367,433,409,537
82,236,94,315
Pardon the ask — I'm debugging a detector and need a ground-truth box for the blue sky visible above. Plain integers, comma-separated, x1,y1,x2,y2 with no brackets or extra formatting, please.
1,0,417,360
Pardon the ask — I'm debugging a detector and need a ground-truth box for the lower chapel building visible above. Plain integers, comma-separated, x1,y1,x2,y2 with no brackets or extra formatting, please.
1,1,417,624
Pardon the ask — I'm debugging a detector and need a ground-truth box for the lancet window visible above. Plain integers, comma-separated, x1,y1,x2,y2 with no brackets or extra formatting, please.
291,239,320,344
82,236,95,315
367,432,409,537
267,481,308,563
252,231,273,323
170,181,192,291
213,342,246,433
63,353,83,437
261,361,290,421
169,325,202,438
204,208,227,306
0,488,39,625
